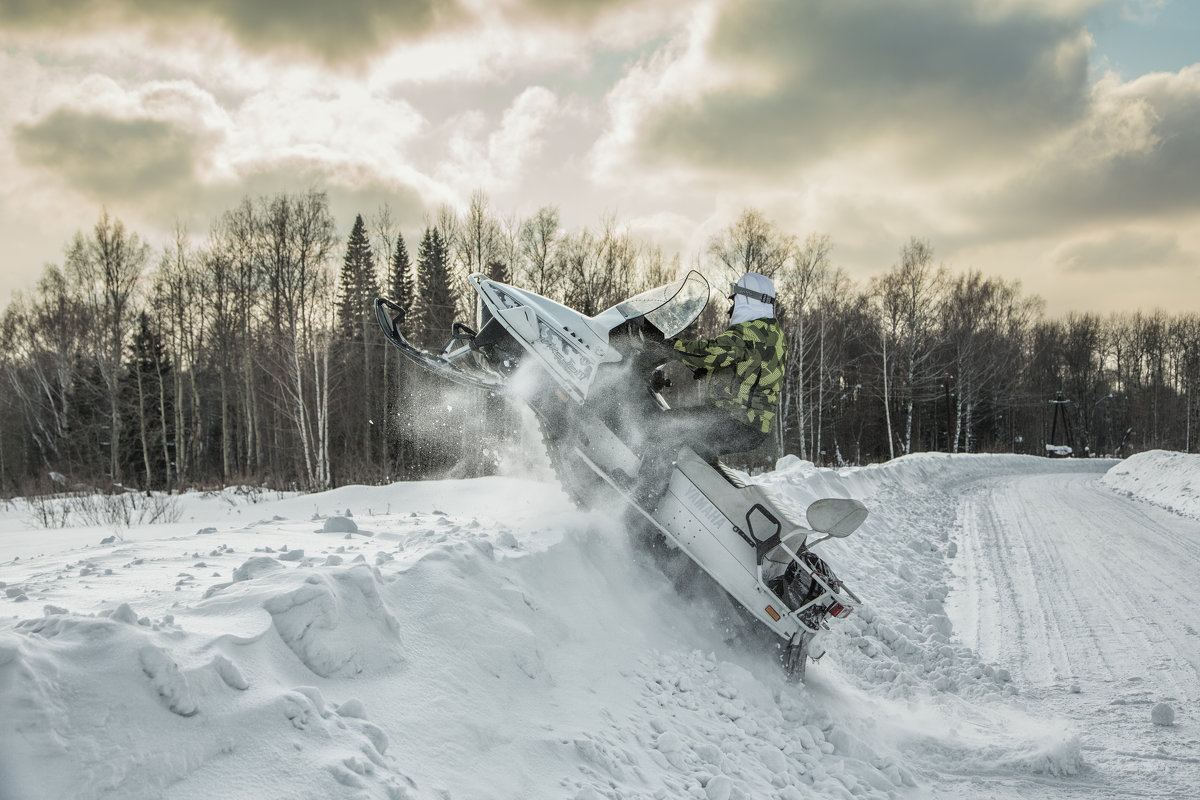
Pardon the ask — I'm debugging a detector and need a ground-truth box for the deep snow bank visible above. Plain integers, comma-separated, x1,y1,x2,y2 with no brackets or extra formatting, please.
0,453,1128,799
1099,449,1200,518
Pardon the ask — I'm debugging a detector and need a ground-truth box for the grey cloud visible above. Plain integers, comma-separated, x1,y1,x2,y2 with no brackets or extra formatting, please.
14,110,202,201
229,160,427,233
12,108,432,244
1055,230,1186,273
966,74,1200,239
635,0,1091,173
0,0,462,61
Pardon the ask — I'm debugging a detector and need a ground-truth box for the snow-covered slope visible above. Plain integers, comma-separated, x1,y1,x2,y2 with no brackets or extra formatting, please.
1099,449,1200,519
1,453,1194,799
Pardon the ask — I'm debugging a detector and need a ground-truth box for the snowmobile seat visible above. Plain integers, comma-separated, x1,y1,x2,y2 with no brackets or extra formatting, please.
673,447,808,562
714,460,748,489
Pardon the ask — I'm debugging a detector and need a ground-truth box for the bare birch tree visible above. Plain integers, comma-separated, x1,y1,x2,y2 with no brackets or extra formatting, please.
65,211,148,482
707,208,793,282
519,205,562,300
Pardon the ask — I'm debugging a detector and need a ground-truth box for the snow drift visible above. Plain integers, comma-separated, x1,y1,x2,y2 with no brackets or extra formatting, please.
1099,449,1200,519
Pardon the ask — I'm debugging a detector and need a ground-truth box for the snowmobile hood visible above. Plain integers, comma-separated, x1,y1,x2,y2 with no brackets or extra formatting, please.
465,271,711,403
471,274,620,402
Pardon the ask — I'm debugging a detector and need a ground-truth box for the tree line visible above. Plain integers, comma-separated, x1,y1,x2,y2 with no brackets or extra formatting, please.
1,189,1197,497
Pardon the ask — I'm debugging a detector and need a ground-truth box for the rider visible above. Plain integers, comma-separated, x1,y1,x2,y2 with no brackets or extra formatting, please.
635,271,787,503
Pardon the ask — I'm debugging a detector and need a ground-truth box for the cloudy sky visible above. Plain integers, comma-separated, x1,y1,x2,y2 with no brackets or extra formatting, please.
1,0,1197,315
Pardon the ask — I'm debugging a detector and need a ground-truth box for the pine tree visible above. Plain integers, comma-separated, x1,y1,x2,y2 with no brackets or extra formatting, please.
336,214,379,341
415,226,456,350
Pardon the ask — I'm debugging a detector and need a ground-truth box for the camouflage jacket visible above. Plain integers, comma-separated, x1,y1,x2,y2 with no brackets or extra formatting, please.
672,318,787,433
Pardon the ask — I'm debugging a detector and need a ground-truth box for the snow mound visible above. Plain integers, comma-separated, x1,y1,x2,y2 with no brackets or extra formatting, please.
260,565,404,677
0,602,413,800
1152,703,1175,726
323,515,358,533
1100,450,1200,518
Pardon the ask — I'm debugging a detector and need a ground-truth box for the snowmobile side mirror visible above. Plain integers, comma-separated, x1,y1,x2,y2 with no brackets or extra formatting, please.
805,498,868,538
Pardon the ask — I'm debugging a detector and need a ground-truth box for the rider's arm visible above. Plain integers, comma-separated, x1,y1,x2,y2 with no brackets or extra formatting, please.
672,328,747,372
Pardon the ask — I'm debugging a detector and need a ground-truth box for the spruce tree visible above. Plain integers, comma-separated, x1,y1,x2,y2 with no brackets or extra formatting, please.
120,312,173,488
336,214,378,341
388,231,416,322
415,226,457,350
486,258,510,285
383,230,416,478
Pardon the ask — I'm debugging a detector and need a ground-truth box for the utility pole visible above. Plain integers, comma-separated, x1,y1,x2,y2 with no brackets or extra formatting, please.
1047,392,1073,457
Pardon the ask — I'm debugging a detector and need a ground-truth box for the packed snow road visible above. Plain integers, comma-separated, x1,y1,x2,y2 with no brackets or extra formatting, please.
948,469,1200,798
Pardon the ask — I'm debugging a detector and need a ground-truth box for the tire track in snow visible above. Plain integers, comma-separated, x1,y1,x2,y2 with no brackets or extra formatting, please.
950,469,1200,797
956,472,1200,691
957,485,1113,684
1005,479,1120,684
1052,476,1200,698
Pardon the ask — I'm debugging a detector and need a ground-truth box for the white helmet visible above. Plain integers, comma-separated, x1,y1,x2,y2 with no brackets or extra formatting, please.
728,272,776,325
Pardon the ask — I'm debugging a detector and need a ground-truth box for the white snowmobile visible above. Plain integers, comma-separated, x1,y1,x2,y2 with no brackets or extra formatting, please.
375,271,866,678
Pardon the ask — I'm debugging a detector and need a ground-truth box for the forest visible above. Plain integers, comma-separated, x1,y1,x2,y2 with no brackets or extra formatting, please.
2,188,1197,497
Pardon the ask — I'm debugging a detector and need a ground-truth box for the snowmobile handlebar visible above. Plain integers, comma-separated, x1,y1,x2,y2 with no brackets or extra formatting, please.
451,322,479,350
746,504,784,563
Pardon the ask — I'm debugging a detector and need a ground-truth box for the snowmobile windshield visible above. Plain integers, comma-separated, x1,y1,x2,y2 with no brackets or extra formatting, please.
611,271,710,339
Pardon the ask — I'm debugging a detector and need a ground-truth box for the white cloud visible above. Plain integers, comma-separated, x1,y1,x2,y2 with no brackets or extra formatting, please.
1120,0,1168,24
489,87,561,180
434,87,562,195
589,0,734,188
223,81,426,176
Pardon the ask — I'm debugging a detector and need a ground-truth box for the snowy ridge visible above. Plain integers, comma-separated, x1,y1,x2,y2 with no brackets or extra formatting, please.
0,453,1187,799
1099,449,1200,519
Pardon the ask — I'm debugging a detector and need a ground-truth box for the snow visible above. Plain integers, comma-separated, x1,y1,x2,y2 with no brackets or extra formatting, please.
1099,449,1200,519
1,453,1197,799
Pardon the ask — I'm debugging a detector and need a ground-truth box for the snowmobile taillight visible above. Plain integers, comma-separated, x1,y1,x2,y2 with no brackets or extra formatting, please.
828,602,851,619
765,605,781,621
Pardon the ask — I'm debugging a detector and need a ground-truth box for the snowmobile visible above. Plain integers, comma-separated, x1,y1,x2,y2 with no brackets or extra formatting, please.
374,271,866,678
